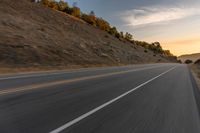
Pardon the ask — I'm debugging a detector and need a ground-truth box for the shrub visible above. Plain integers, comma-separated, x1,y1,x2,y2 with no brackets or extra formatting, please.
96,17,110,31
115,32,120,39
185,59,193,64
177,60,182,63
194,59,200,64
81,13,96,26
120,32,124,38
108,27,118,35
66,6,81,17
48,1,58,10
38,0,173,56
58,0,68,11
125,32,133,41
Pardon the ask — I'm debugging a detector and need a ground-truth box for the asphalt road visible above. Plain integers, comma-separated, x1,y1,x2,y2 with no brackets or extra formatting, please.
0,63,200,133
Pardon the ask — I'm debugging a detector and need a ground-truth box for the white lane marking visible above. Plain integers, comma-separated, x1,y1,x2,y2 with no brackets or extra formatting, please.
49,66,177,133
0,65,161,81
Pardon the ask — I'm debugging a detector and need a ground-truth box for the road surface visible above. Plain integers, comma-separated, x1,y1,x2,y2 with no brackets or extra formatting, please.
0,63,200,133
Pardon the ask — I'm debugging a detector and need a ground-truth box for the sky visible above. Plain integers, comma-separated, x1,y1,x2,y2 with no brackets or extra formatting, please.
65,0,200,56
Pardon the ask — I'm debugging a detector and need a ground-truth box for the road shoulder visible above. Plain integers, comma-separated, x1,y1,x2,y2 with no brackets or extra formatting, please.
190,65,200,90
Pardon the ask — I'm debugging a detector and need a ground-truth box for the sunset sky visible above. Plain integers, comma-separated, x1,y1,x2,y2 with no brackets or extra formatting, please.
66,0,200,56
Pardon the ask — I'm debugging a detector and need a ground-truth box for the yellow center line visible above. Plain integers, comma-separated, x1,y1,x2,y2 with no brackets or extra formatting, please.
0,66,163,95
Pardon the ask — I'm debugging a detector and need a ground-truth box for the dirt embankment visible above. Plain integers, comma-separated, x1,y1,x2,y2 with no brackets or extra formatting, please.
0,0,177,73
191,64,200,89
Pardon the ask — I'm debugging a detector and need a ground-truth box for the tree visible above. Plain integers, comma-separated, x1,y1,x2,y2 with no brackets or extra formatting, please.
66,6,81,17
120,32,124,38
124,32,133,40
81,13,96,25
58,0,68,11
96,17,110,31
88,11,96,26
48,1,59,10
115,32,120,38
108,27,117,35
148,42,163,54
64,2,81,17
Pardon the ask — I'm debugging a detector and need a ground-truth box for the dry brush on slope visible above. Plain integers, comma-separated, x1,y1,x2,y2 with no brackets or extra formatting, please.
0,0,177,71
191,63,200,89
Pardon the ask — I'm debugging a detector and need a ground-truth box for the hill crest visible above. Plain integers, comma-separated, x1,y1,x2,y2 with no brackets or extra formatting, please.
0,0,177,71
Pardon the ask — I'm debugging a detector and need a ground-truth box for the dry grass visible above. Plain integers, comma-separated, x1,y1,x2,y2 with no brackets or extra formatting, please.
0,63,128,75
191,65,200,89
0,0,175,73
0,65,98,74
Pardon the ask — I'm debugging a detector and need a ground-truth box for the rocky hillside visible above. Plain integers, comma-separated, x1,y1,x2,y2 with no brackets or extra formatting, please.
0,0,177,70
178,53,200,63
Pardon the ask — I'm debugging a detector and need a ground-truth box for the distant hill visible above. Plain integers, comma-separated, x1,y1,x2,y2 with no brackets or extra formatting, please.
178,53,200,63
0,0,177,70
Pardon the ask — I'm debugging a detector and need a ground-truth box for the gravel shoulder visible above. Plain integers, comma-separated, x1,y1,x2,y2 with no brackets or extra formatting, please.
191,65,200,89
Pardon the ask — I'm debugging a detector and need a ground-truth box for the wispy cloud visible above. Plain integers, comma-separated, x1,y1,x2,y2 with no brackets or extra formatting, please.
121,7,200,27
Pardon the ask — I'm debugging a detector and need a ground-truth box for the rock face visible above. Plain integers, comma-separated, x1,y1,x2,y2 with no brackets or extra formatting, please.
178,53,200,63
0,0,175,68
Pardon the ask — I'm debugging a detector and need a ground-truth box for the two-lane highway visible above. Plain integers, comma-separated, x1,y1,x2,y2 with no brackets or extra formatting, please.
0,63,199,133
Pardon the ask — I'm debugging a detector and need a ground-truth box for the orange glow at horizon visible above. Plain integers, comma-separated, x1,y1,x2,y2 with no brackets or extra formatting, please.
162,38,200,56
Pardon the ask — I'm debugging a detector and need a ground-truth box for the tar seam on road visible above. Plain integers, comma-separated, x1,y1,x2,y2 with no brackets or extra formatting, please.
49,66,177,133
0,65,163,96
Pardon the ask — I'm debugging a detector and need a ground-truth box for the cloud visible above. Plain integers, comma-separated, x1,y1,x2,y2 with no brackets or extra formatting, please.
121,6,200,27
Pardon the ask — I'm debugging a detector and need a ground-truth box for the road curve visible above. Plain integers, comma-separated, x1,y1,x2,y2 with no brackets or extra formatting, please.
0,63,199,133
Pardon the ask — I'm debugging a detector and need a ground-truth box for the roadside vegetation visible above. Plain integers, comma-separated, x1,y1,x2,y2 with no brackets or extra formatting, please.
185,59,193,64
31,0,173,56
194,59,200,79
190,59,200,88
194,59,200,80
195,59,200,65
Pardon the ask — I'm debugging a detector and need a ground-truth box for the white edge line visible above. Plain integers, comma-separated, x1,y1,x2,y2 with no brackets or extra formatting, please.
49,66,177,133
